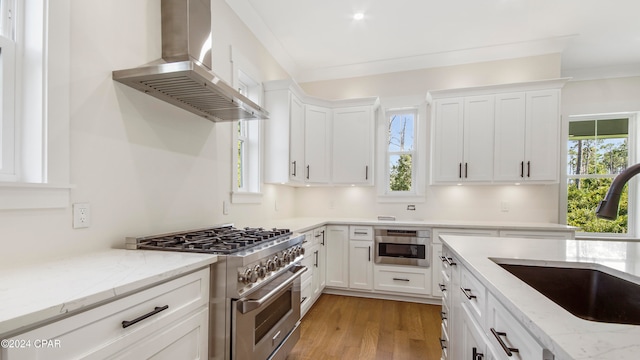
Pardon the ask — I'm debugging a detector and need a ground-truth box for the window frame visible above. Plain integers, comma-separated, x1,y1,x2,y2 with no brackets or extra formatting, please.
0,0,72,210
376,104,426,203
561,112,638,238
230,53,263,204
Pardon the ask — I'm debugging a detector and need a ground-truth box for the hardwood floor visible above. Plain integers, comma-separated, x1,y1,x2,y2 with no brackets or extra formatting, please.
287,294,442,360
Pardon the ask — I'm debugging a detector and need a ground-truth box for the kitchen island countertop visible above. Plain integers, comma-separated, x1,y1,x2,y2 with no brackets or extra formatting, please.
0,249,217,337
441,234,640,360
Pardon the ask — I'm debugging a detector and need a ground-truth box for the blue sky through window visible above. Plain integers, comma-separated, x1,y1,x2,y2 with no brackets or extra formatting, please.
388,114,414,152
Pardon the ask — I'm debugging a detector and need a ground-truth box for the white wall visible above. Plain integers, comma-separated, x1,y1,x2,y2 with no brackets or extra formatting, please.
0,0,296,269
295,54,564,222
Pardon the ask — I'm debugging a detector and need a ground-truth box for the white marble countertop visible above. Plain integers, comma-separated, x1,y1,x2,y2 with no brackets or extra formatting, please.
441,235,640,360
238,217,577,234
0,249,217,337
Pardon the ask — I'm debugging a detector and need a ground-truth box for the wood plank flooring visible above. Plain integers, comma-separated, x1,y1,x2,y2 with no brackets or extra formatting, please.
287,294,442,360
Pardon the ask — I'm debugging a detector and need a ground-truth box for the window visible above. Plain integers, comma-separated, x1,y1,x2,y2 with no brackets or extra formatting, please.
0,0,16,180
566,115,635,235
231,69,261,203
0,0,71,209
385,109,417,194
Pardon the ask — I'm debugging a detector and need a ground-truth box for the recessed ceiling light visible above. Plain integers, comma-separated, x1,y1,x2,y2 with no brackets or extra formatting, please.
353,12,364,20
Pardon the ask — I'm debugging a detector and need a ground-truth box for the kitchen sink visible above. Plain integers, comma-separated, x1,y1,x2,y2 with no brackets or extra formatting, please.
497,263,640,325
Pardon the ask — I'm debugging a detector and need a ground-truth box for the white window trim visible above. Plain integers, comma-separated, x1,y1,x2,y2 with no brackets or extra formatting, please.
377,103,426,203
560,112,639,238
230,47,262,204
0,0,72,210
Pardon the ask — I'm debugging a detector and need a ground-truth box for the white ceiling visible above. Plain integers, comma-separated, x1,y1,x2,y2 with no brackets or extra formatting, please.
225,0,640,83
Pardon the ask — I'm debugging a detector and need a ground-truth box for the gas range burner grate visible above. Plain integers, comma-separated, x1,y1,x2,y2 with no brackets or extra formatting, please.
134,226,292,254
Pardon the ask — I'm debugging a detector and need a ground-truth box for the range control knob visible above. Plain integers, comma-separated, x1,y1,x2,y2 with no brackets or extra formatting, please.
255,265,265,278
266,259,276,272
275,256,283,268
300,246,305,256
241,268,256,284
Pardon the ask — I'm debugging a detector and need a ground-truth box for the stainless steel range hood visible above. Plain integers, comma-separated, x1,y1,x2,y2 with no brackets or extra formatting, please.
112,0,268,122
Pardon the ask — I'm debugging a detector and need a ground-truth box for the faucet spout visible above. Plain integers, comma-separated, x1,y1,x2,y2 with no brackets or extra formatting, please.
596,163,640,220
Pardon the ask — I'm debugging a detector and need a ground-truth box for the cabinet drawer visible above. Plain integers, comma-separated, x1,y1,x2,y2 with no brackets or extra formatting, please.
312,227,326,245
3,268,209,360
487,293,546,360
300,276,313,317
349,226,373,241
439,322,449,360
441,300,450,334
373,266,429,295
460,266,486,326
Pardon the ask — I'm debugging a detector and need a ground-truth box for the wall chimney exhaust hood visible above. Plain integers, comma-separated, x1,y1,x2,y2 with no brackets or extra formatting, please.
112,0,268,122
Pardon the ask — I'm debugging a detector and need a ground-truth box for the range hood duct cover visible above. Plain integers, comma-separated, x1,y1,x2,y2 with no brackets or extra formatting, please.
112,0,268,122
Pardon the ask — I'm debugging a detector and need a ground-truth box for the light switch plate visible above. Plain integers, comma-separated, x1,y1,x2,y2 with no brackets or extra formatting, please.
73,203,91,229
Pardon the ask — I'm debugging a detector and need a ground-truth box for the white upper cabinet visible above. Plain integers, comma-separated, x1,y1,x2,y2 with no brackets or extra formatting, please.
332,106,374,185
494,89,561,182
431,95,494,184
304,105,332,183
264,79,378,186
428,78,568,185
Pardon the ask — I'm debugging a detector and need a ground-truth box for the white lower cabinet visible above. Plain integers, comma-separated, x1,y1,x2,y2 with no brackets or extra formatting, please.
443,243,554,360
1,268,210,360
349,240,373,290
325,225,349,288
373,265,429,295
301,227,327,317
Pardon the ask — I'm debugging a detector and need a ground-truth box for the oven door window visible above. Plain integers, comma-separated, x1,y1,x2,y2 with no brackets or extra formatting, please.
379,243,426,259
254,287,292,344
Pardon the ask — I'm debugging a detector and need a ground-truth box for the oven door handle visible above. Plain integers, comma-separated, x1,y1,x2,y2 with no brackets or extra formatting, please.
237,264,307,314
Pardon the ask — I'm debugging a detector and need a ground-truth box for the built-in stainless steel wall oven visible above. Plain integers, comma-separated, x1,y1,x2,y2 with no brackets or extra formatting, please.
127,225,307,360
374,228,431,267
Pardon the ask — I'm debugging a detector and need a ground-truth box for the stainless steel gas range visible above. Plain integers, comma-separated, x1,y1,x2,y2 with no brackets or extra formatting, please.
126,224,307,360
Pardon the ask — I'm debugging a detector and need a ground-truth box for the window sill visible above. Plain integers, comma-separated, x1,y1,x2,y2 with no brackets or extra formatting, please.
231,191,263,204
377,193,425,204
0,182,73,210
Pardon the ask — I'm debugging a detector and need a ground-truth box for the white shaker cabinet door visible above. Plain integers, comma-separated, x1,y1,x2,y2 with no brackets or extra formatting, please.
304,105,331,183
332,106,373,184
432,98,464,183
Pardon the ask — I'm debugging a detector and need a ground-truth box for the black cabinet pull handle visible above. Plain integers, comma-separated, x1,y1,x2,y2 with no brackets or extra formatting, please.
440,255,447,263
461,287,477,300
314,250,318,267
439,338,447,350
465,162,468,178
122,305,169,328
439,283,446,292
527,161,531,177
473,347,484,360
520,161,524,178
306,165,310,179
368,246,371,262
440,311,447,320
459,163,462,178
490,328,519,356
321,230,325,246
292,161,297,176
365,165,369,180
446,257,457,266
392,277,410,282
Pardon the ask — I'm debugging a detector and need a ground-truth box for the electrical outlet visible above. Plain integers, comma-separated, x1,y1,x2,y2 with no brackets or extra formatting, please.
73,203,91,229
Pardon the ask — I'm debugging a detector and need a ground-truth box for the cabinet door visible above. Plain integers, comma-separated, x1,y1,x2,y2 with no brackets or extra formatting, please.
289,93,305,182
461,303,494,360
494,92,527,182
432,98,464,183
525,89,560,182
316,227,327,289
432,243,444,297
349,240,373,290
463,95,495,182
304,105,331,183
332,106,373,184
325,225,349,288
